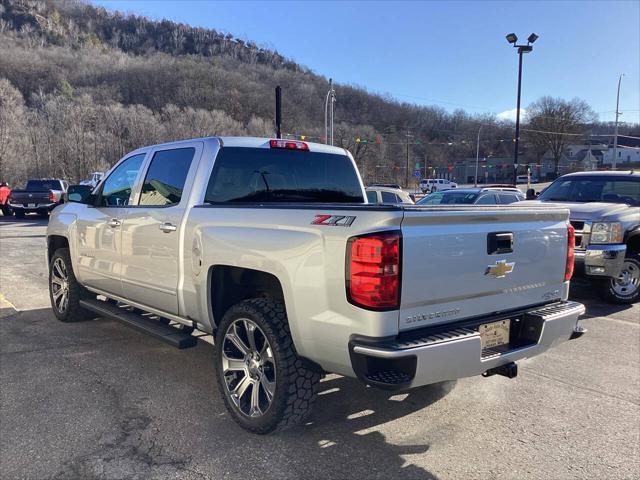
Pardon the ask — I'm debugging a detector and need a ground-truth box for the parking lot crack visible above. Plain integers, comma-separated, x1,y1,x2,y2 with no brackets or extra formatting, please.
52,359,194,479
524,369,640,406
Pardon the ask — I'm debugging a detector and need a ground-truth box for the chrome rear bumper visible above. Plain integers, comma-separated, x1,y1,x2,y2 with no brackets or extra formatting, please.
349,301,585,390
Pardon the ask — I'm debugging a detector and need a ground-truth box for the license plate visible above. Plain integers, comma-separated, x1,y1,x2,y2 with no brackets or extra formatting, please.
479,319,510,350
28,203,36,208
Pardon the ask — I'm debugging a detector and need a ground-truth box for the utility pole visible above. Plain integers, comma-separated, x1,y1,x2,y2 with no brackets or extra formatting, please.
275,86,282,139
405,129,413,189
612,74,624,170
474,125,483,187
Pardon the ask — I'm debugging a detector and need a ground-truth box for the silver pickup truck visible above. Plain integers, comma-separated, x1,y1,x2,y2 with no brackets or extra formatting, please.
46,137,585,433
529,171,640,304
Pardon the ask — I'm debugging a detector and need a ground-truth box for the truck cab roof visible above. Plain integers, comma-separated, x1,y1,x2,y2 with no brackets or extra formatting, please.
127,136,349,157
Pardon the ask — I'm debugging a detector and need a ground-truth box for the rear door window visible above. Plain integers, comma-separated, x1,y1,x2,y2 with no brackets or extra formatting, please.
476,194,497,205
205,147,364,203
139,148,195,206
366,191,378,203
498,193,520,204
381,191,398,203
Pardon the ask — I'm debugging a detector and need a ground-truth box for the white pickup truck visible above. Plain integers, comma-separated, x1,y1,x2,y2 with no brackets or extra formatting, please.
420,178,457,193
47,137,585,433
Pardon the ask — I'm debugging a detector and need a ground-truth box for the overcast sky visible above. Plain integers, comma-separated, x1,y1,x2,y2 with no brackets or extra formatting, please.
92,0,640,124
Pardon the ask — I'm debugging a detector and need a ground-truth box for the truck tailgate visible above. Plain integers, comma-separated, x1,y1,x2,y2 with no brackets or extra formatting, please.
399,206,570,331
10,190,51,205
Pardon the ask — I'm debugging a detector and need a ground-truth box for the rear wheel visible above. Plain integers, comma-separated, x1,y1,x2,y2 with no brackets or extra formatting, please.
49,248,93,321
598,251,640,304
214,298,320,434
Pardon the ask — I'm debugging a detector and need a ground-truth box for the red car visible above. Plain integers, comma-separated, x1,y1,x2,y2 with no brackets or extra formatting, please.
0,183,11,216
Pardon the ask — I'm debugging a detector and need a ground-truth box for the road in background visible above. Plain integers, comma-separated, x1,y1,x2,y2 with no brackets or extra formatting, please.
1,215,638,479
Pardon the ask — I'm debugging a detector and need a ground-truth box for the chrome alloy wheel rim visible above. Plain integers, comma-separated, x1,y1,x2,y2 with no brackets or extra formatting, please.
611,260,640,297
222,318,276,417
51,258,70,313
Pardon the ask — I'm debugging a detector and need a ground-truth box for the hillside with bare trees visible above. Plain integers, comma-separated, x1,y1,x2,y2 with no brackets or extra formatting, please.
0,0,636,186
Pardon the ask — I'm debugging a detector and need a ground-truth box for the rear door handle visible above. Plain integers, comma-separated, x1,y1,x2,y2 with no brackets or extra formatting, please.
107,218,122,228
159,222,177,233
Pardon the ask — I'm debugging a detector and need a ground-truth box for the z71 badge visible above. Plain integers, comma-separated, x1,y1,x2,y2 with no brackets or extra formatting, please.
311,215,356,227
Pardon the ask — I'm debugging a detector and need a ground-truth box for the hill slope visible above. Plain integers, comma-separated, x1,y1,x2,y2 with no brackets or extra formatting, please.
0,0,631,185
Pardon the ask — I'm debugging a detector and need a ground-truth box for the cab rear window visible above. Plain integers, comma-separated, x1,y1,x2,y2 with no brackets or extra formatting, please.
26,180,62,190
204,147,364,203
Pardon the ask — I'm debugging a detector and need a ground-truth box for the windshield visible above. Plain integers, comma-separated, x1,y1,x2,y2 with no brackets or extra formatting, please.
417,191,478,205
25,180,61,190
538,176,640,206
205,147,364,203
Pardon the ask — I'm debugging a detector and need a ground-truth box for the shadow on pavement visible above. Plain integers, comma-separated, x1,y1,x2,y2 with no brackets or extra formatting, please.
0,215,49,227
1,307,447,479
569,281,634,319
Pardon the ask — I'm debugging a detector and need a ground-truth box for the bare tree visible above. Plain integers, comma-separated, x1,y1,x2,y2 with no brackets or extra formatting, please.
525,97,596,176
0,78,26,184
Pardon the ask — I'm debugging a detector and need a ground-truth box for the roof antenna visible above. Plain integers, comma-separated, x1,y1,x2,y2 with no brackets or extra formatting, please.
275,85,282,139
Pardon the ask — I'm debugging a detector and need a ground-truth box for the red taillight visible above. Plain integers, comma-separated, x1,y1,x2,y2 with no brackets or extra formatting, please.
346,232,400,310
48,190,55,203
269,139,309,151
564,223,575,281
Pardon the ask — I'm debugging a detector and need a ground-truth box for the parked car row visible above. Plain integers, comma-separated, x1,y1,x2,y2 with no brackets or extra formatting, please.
4,179,69,219
417,187,525,205
363,171,639,304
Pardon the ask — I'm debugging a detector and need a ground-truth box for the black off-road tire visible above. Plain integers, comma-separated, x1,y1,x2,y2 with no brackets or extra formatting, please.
14,209,25,219
598,251,640,304
214,298,321,434
49,248,94,322
1,204,12,217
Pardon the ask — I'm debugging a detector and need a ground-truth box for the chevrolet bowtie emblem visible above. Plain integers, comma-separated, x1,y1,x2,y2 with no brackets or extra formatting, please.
485,260,515,278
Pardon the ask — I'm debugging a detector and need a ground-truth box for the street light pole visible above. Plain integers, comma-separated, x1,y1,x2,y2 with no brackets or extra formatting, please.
405,130,413,189
324,79,335,145
612,73,624,170
513,48,524,185
506,33,538,185
474,124,483,187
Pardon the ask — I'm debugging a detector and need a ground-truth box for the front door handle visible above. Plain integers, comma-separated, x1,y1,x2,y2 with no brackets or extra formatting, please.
107,218,122,228
159,222,177,233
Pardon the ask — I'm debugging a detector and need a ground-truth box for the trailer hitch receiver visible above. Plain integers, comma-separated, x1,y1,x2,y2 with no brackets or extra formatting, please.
483,362,518,379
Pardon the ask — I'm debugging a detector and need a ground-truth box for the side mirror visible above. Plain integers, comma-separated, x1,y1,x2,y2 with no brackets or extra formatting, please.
67,184,95,205
525,188,537,200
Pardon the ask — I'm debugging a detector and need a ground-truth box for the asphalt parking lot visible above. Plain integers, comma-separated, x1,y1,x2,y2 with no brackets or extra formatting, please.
1,215,638,480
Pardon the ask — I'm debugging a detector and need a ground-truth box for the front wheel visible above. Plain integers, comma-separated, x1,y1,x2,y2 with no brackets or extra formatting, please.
598,251,640,304
14,209,25,219
49,248,93,321
214,299,321,434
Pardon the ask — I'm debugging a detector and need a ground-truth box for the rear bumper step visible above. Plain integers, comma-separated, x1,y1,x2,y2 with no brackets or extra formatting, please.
349,301,585,390
79,299,197,349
